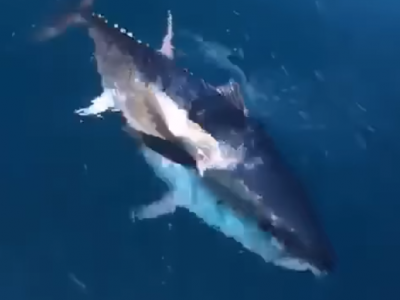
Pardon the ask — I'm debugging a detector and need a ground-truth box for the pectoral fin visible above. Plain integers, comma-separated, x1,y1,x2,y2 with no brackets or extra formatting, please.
131,191,177,221
122,125,198,170
122,125,143,142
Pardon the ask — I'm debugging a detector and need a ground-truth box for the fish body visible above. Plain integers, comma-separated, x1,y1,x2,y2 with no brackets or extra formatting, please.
38,0,334,275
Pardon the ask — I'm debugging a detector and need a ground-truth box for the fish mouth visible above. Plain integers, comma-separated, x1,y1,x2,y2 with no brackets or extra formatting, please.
286,245,335,275
294,237,335,275
309,251,335,275
268,250,333,276
269,232,335,275
272,256,327,276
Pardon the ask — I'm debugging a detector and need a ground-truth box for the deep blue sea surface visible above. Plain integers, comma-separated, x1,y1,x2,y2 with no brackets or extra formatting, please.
1,0,400,299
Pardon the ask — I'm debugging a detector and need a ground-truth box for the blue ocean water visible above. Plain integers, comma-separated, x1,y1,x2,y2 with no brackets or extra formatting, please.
1,0,400,299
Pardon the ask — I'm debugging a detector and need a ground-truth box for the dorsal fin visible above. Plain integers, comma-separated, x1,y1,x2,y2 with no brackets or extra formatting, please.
216,80,248,116
158,10,174,59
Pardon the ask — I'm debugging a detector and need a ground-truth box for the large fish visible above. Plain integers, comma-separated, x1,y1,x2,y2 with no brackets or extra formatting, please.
37,0,335,275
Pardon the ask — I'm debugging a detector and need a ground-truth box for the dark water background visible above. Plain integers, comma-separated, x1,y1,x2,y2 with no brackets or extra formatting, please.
1,0,400,299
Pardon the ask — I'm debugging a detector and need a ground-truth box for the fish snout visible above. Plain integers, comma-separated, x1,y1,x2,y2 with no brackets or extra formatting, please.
271,223,335,274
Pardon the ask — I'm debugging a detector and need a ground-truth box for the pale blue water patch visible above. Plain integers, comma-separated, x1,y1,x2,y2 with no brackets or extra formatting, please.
139,147,283,263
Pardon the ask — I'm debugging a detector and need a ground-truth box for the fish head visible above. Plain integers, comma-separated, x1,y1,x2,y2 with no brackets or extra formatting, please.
198,113,335,275
258,210,335,275
237,125,335,275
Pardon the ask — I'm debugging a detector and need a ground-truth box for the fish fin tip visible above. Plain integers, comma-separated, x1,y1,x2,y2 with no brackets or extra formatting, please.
33,0,94,43
131,191,177,221
159,10,174,59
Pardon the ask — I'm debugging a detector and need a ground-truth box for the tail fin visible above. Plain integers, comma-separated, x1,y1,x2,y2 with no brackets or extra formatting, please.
33,0,94,42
